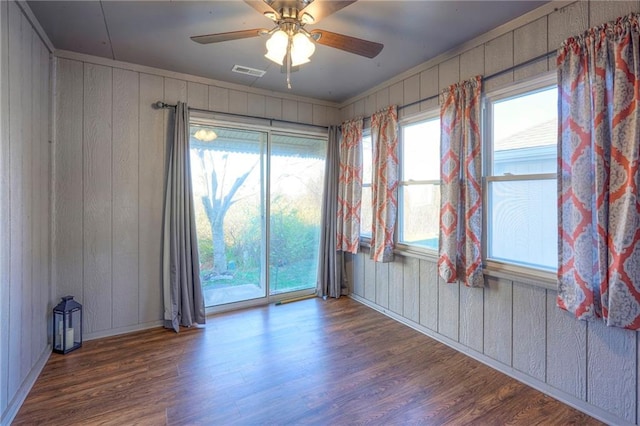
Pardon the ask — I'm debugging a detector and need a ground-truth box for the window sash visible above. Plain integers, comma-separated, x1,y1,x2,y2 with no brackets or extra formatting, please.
485,175,557,271
397,114,440,251
483,74,558,274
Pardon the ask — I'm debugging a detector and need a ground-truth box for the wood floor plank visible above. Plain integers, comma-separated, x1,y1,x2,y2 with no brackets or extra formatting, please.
14,298,602,425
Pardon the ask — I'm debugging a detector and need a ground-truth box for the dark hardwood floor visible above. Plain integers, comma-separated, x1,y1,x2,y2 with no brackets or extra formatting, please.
14,297,602,425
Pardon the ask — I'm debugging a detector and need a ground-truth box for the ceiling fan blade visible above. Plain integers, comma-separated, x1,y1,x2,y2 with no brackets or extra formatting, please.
301,1,357,24
310,29,383,58
243,0,278,17
191,29,267,45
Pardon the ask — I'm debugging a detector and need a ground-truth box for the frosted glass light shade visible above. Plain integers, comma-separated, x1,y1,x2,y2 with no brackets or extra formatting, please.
291,32,315,66
194,128,217,141
265,30,288,65
300,12,314,24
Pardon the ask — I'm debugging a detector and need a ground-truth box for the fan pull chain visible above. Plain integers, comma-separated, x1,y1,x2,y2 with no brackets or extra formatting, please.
286,36,292,89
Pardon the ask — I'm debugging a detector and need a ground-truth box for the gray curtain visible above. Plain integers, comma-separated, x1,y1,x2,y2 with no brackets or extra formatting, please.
162,102,206,332
317,126,345,298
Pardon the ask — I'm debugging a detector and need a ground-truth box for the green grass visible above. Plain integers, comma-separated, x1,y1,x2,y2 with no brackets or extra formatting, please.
201,257,317,293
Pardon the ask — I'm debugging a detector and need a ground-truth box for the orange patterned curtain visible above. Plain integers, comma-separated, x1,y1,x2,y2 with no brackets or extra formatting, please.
438,76,484,287
337,118,364,254
370,106,399,263
558,14,640,329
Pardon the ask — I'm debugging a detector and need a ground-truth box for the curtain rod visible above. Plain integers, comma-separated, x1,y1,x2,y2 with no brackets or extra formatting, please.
154,101,330,130
398,50,555,112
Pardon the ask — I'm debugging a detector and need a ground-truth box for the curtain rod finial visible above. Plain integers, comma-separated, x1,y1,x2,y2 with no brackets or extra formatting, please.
155,101,177,109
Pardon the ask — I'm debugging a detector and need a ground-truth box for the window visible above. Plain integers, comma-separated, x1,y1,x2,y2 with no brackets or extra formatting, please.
486,83,557,271
360,133,372,238
398,116,440,250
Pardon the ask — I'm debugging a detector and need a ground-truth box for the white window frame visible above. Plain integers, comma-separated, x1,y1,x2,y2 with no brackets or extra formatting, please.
396,110,441,256
482,72,558,284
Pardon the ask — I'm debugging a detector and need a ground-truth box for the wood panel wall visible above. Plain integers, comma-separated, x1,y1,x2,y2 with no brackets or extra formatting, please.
344,2,640,425
0,1,52,424
53,54,340,341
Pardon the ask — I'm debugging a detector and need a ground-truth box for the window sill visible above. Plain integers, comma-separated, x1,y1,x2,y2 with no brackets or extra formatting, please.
394,243,439,262
357,240,438,262
483,260,557,290
359,236,371,247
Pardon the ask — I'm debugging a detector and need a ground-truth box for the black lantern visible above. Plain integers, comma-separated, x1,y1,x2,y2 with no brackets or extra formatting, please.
53,296,82,354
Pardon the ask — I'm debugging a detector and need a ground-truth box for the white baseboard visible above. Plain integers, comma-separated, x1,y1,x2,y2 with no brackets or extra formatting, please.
0,345,51,426
348,293,632,426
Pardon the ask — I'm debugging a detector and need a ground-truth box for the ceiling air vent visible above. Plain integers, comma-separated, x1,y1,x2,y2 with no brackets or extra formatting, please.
232,65,266,77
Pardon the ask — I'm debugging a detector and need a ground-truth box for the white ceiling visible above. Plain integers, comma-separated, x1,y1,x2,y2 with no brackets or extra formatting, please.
28,0,548,103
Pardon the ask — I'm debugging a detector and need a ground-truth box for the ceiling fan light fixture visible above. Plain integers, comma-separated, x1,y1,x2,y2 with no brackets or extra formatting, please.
190,0,385,90
290,32,315,66
290,55,310,67
194,128,218,142
265,30,288,65
300,12,314,25
263,11,278,21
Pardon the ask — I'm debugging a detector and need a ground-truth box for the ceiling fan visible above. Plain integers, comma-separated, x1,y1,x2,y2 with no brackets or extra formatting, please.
191,0,383,88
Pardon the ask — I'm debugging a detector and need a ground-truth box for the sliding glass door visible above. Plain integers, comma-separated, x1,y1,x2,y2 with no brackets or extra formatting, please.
269,134,327,295
189,122,326,308
190,125,267,307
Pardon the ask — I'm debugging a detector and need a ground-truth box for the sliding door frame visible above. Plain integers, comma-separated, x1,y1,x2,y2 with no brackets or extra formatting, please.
190,113,327,315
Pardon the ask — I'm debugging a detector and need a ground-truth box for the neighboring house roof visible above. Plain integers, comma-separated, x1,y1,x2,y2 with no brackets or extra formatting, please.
495,119,557,151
